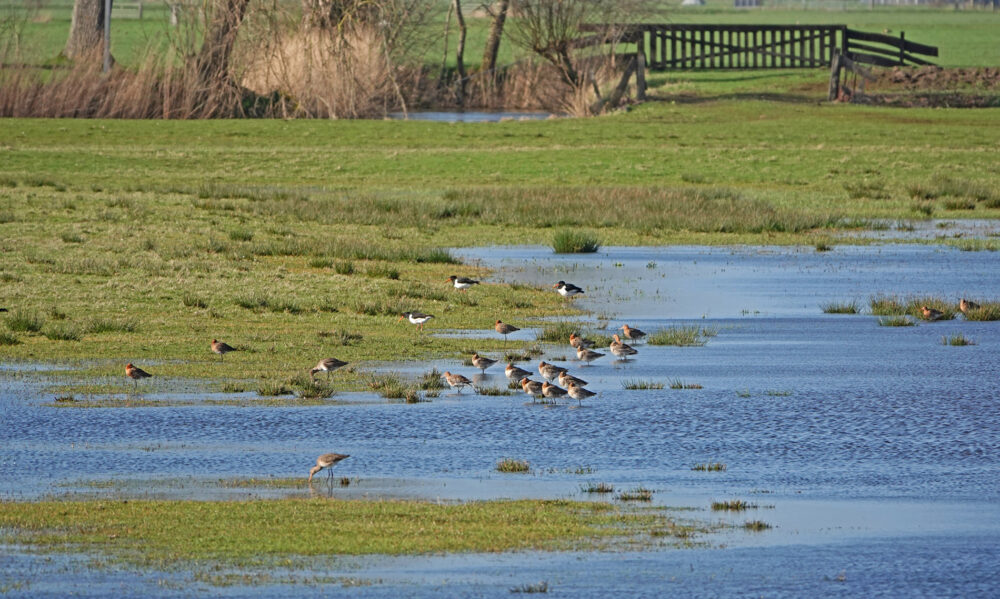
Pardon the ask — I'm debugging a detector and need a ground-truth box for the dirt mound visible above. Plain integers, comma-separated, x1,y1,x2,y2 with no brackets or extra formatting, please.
873,66,1000,91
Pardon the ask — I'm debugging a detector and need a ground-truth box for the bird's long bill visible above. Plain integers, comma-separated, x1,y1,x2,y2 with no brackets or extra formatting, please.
397,315,404,321
552,283,559,288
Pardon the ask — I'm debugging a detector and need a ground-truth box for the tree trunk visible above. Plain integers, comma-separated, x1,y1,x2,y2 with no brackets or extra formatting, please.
195,0,252,90
64,0,112,60
453,0,467,106
481,0,509,79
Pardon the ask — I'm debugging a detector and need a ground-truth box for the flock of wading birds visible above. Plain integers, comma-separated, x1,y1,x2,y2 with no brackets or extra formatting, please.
122,276,647,482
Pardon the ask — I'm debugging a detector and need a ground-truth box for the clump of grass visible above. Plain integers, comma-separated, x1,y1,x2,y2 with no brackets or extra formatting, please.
86,318,138,334
367,374,418,400
43,324,82,341
5,310,44,333
364,264,400,280
0,272,21,282
744,520,772,531
317,330,363,345
181,294,208,309
912,201,934,216
505,345,544,362
869,294,906,316
878,316,914,327
0,331,21,345
843,180,888,200
496,458,530,473
308,258,333,269
234,292,270,311
256,380,293,397
535,322,588,343
334,261,355,275
647,326,715,346
228,228,254,242
419,369,446,390
413,248,457,264
622,379,664,390
510,581,549,593
943,199,976,211
669,380,702,390
339,477,351,487
221,382,247,393
581,482,615,493
814,242,832,252
478,386,513,396
963,302,1000,321
712,499,755,511
821,301,858,314
617,487,653,502
552,229,600,254
692,463,727,472
60,231,85,244
942,333,975,346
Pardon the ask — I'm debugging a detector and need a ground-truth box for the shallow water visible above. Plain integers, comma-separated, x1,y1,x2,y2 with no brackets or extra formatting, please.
2,244,999,596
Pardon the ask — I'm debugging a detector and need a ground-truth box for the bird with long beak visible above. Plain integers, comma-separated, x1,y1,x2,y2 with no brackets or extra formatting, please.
541,381,568,402
569,333,595,349
471,353,497,374
443,371,473,394
310,358,347,380
125,363,151,388
610,334,639,360
566,382,596,406
505,363,531,380
211,339,236,361
308,453,349,483
538,360,568,381
621,324,647,343
447,275,480,291
576,347,605,365
920,306,943,321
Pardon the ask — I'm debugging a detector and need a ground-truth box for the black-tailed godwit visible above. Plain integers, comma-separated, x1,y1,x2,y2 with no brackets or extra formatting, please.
558,371,588,388
520,377,543,401
576,347,605,365
471,353,497,374
310,358,348,380
495,320,520,346
610,334,639,360
505,363,531,380
960,298,980,315
125,363,151,388
541,381,568,402
443,371,473,394
308,453,350,482
211,339,236,361
538,360,567,381
565,381,596,406
569,333,595,349
920,306,943,321
621,324,647,343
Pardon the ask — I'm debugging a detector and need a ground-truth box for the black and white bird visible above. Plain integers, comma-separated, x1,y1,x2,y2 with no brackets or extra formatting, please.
399,312,434,331
447,275,480,291
553,281,585,298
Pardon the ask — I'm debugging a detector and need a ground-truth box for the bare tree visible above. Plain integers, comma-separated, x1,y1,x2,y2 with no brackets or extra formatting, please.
480,0,509,80
64,0,112,60
452,0,467,105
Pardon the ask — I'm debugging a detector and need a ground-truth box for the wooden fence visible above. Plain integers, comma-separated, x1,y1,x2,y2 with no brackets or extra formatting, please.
583,24,937,71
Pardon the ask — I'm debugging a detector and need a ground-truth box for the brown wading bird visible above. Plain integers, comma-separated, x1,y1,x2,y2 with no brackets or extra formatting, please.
520,377,544,399
610,334,639,361
505,363,531,380
566,381,597,406
447,275,480,292
541,381,568,402
310,358,348,381
211,339,236,361
443,371,473,394
558,371,588,388
308,453,350,483
569,333,595,349
538,360,568,381
576,347,605,366
125,363,151,388
621,324,647,343
495,320,520,346
399,312,434,331
959,298,980,315
471,353,497,374
921,306,944,321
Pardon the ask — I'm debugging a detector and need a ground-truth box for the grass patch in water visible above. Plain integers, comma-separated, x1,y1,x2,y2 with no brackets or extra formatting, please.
691,463,727,472
510,581,549,593
477,386,513,396
963,302,1000,321
711,499,756,511
496,458,530,473
581,482,616,494
0,498,669,563
878,316,914,327
622,379,664,390
942,333,975,346
869,294,907,316
218,477,306,489
821,301,859,314
669,380,702,390
617,487,653,502
647,326,715,347
743,520,772,531
551,230,600,254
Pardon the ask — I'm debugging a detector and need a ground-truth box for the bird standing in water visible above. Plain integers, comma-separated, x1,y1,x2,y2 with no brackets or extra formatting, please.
610,334,639,360
920,306,943,321
125,363,151,389
443,371,473,394
471,353,497,374
310,358,347,381
308,453,350,483
495,320,520,346
621,324,647,343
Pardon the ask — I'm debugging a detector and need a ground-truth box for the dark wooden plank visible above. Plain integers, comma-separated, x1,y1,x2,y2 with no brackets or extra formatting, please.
845,28,938,56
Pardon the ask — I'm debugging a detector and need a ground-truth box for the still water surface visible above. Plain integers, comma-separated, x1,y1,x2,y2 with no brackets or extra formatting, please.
2,245,999,597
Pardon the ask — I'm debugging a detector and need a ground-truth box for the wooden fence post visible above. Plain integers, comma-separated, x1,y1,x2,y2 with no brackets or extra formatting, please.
636,50,647,101
828,49,842,101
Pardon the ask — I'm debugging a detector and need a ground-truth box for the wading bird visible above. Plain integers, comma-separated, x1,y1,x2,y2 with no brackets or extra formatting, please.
400,312,434,331
505,363,531,380
610,334,639,361
558,371,588,388
566,381,596,406
471,353,497,374
621,324,647,343
921,306,944,321
211,339,236,361
569,333,595,349
538,361,568,381
447,275,480,292
308,453,350,483
125,363,151,389
553,281,584,298
541,381,568,402
495,320,520,346
443,371,473,394
310,358,348,381
576,347,605,366
960,298,980,315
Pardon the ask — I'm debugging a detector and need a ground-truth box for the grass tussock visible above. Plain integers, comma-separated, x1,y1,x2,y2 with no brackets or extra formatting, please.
647,326,716,347
692,463,727,472
5,309,44,333
617,487,653,502
256,380,294,397
622,379,664,390
552,229,601,254
942,333,975,346
0,331,21,345
581,482,616,494
510,581,549,594
711,499,755,511
86,318,138,334
821,301,859,314
42,324,82,341
669,380,703,390
477,386,514,396
744,520,772,531
963,302,1000,321
878,316,915,327
496,458,531,473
